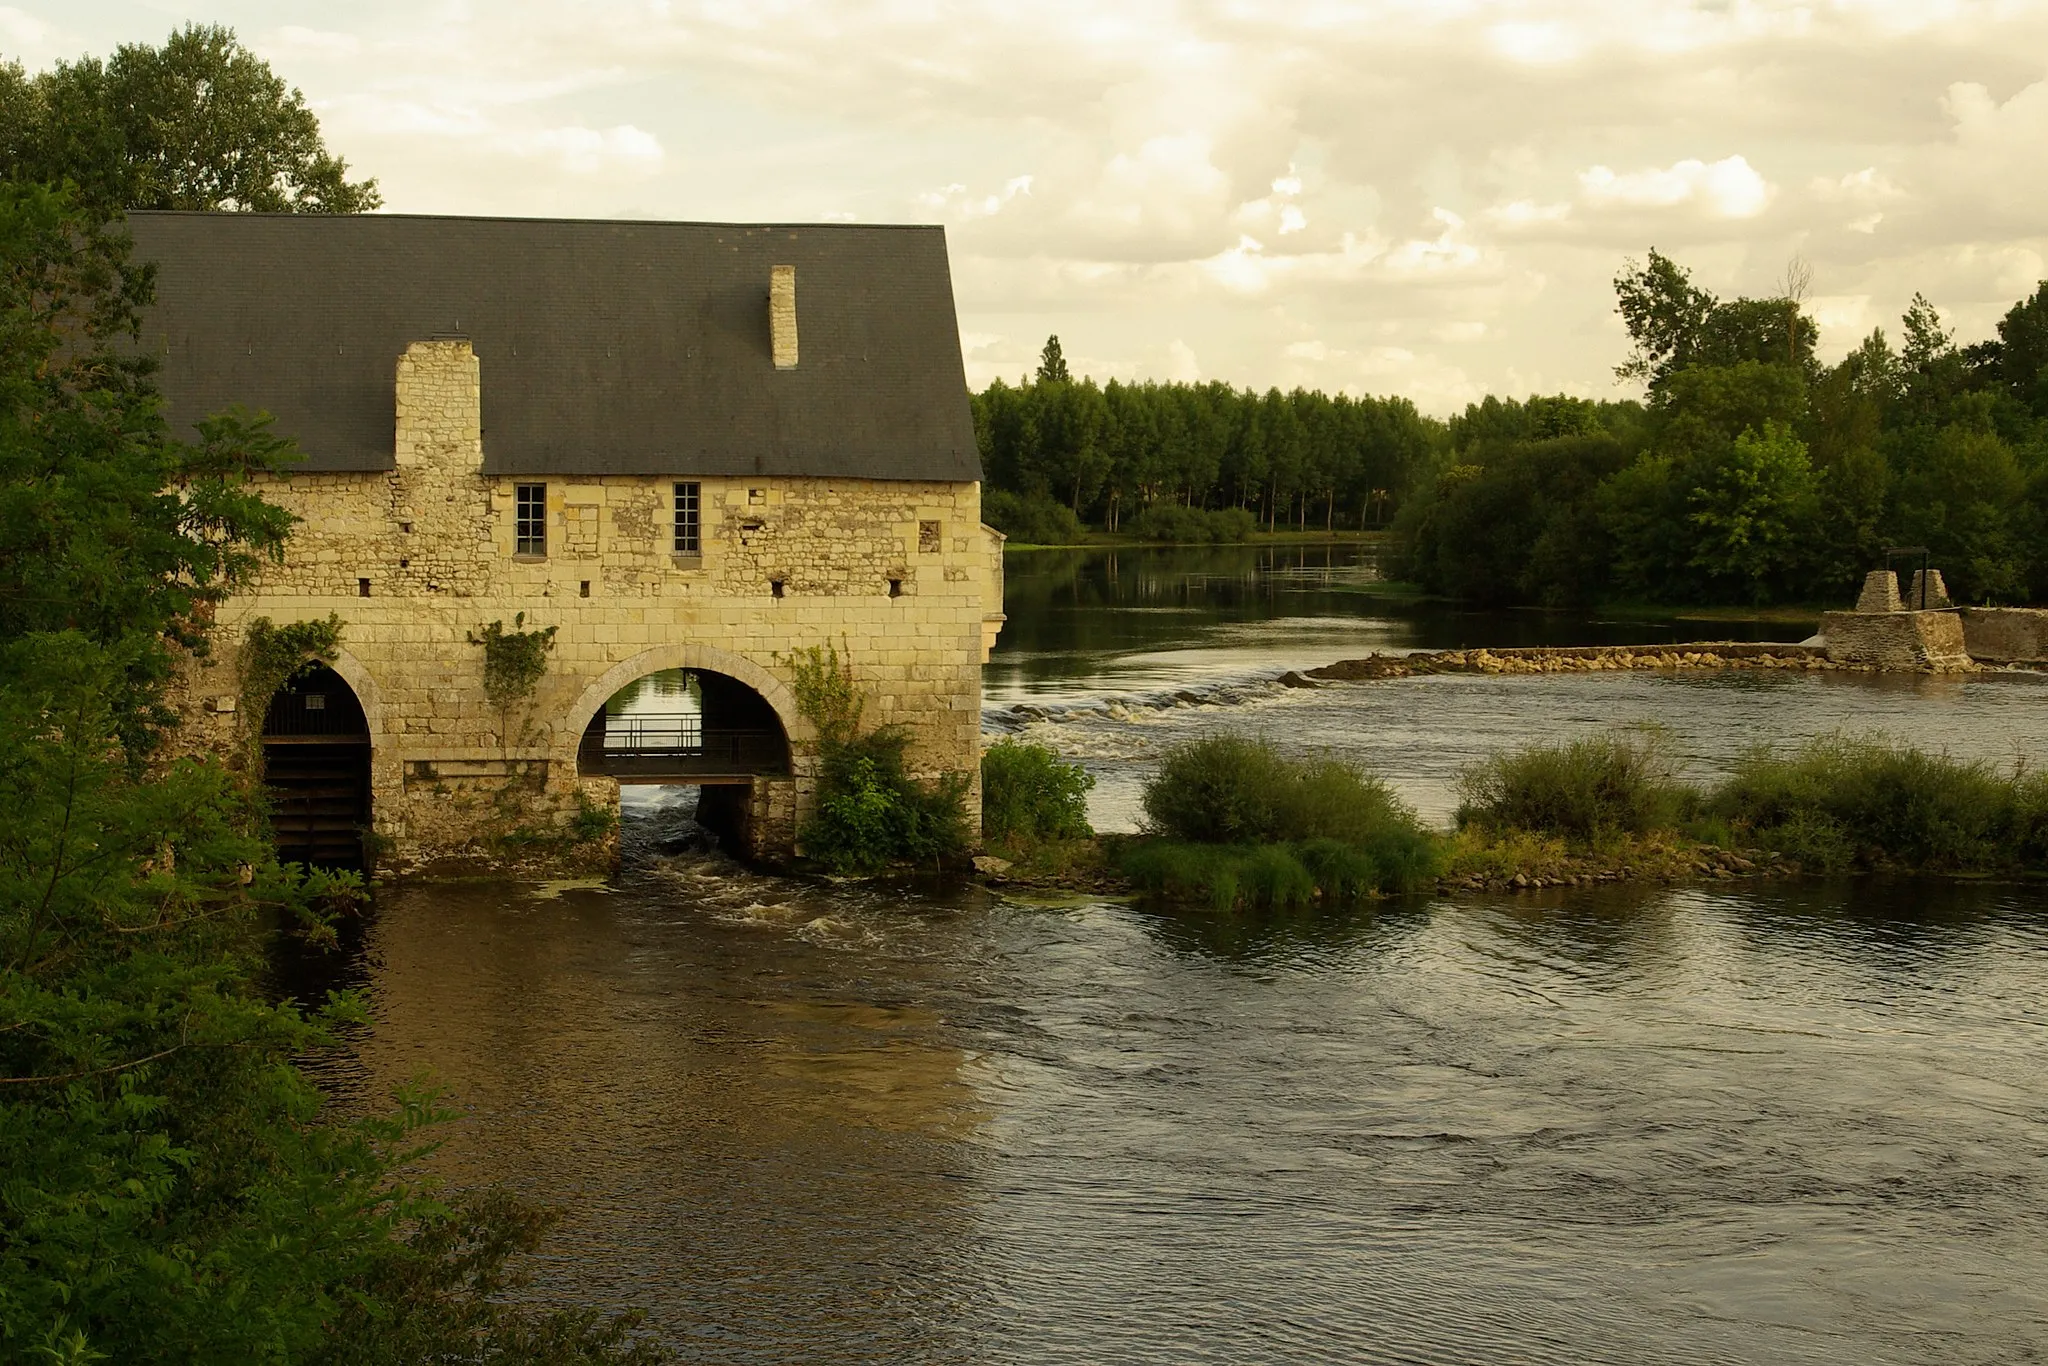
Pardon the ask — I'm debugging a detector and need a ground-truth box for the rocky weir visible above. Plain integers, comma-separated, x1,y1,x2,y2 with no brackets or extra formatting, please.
1298,640,1948,684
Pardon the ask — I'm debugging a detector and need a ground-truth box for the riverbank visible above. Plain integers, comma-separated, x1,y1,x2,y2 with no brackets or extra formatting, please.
974,830,1798,900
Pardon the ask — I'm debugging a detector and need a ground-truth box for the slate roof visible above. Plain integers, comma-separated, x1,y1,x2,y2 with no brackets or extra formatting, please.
125,211,981,481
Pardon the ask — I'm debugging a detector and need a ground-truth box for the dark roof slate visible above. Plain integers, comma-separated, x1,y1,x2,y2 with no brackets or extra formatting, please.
125,211,981,481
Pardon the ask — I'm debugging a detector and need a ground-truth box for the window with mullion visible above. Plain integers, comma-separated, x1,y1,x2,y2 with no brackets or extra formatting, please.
515,483,547,556
673,481,701,554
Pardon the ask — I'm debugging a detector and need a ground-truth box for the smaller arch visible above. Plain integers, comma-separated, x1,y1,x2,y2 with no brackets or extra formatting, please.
260,661,372,868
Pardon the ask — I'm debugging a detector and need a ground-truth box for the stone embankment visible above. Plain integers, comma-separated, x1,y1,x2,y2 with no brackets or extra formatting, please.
1302,641,1855,684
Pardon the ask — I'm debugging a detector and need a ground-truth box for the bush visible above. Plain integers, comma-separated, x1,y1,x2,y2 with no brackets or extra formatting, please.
801,726,971,875
983,490,1087,545
1711,735,2023,872
981,740,1094,845
1143,735,1419,846
1129,503,1256,544
1457,730,1692,839
1128,737,1439,905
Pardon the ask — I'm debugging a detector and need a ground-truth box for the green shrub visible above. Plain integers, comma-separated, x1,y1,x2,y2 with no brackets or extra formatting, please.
1142,735,1421,846
981,740,1094,845
1129,503,1257,543
802,727,971,875
1711,735,2021,872
984,490,1087,545
1456,730,1693,839
1120,835,1435,910
1128,737,1439,906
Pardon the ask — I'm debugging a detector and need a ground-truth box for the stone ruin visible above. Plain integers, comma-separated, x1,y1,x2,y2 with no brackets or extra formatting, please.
1821,568,1972,671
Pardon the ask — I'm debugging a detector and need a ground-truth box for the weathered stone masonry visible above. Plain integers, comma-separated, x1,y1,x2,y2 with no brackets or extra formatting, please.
178,339,1005,870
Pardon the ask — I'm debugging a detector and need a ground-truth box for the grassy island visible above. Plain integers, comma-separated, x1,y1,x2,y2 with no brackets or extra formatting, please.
980,730,2048,909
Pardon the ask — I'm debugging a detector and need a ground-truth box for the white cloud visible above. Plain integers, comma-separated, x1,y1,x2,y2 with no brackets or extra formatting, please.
21,0,2048,409
1577,155,1775,219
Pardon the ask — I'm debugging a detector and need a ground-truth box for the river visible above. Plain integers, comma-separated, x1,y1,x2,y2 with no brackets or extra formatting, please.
313,543,2048,1364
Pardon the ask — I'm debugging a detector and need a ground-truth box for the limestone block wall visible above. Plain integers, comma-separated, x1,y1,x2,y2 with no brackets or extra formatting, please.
177,339,1004,872
1820,609,1973,672
1959,607,2048,663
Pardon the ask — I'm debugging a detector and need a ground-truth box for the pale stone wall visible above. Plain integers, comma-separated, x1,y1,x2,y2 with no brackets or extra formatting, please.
177,339,1003,871
1960,607,2048,664
1820,609,1973,672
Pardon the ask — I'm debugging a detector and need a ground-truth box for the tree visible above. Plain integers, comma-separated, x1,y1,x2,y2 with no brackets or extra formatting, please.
0,24,379,214
1992,280,2048,419
1036,334,1071,384
0,183,658,1363
1686,421,1822,602
1613,249,1717,394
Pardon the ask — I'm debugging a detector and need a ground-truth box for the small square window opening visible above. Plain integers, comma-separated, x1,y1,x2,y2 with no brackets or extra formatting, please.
305,695,326,712
358,577,371,597
888,578,902,598
579,580,591,598
515,483,547,555
673,482,701,554
770,579,785,598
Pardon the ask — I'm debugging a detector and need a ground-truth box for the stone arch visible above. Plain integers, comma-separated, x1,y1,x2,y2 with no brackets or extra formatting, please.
560,641,812,769
324,649,400,827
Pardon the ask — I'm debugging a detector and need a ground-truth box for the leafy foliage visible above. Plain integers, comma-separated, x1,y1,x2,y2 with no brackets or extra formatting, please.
787,646,970,874
1129,737,1438,905
1456,730,1693,840
1394,252,2048,608
0,183,298,745
470,613,557,709
0,24,379,213
982,489,1086,545
981,740,1094,845
0,175,654,1358
974,370,1437,533
239,614,343,758
1711,735,2046,874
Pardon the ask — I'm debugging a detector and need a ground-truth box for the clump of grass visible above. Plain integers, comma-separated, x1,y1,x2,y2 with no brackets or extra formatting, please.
1143,734,1421,846
1711,735,2032,874
1456,729,1694,841
1125,736,1438,907
982,740,1094,847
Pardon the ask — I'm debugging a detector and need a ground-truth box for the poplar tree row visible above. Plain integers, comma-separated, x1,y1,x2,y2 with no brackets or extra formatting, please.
971,336,1437,539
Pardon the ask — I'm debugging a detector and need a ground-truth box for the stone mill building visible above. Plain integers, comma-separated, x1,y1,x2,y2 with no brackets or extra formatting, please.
136,211,1005,870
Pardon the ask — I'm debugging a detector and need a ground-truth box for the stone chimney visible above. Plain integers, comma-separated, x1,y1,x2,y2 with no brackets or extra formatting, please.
769,265,798,369
395,338,481,470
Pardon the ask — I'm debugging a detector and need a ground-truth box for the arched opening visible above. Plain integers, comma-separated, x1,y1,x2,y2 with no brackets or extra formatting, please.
262,663,372,868
577,667,791,851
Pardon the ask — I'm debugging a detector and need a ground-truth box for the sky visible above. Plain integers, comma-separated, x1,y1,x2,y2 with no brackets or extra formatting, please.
5,1,2048,413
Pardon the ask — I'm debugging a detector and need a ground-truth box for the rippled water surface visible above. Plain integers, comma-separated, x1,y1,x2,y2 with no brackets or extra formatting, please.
327,544,2048,1363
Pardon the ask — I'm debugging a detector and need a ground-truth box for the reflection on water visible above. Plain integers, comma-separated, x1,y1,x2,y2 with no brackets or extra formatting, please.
320,541,2048,1363
329,854,2048,1364
989,542,1802,707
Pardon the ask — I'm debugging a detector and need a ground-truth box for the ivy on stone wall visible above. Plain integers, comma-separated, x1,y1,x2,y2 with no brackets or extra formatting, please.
469,612,557,709
239,615,343,760
782,643,969,874
786,642,864,750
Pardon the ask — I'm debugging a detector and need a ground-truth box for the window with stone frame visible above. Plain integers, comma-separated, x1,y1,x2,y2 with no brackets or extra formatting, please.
515,483,547,555
674,481,701,554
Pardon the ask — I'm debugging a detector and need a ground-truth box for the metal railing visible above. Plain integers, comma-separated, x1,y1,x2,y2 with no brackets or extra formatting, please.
578,714,786,775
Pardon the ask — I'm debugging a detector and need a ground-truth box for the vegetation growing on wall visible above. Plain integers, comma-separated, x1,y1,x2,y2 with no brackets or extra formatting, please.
470,612,557,709
238,614,343,756
787,645,970,875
